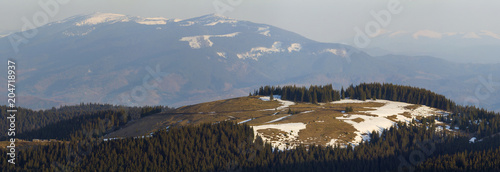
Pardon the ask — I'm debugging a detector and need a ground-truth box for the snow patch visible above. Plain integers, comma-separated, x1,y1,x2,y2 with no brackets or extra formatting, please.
63,27,96,36
237,42,284,60
179,32,240,49
205,19,237,26
322,49,347,57
135,17,168,25
216,52,226,58
469,137,476,143
259,95,295,111
257,26,271,36
337,114,395,144
180,21,194,26
326,138,338,146
287,43,302,52
253,123,307,150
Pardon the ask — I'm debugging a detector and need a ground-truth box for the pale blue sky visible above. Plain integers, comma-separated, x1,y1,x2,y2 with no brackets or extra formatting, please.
1,0,499,43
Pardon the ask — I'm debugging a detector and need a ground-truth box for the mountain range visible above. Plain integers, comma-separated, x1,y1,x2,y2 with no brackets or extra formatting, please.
0,12,499,111
361,29,500,64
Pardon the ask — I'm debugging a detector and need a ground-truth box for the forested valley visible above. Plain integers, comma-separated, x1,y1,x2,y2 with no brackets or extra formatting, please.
1,83,499,171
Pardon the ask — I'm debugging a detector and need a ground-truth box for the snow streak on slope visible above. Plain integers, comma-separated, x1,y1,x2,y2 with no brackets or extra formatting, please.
266,114,292,123
259,96,295,110
238,118,253,124
179,32,240,49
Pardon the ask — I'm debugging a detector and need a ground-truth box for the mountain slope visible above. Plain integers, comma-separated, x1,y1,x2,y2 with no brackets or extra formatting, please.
0,13,499,111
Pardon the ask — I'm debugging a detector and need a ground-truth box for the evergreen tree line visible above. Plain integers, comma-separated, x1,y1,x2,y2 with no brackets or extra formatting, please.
343,83,456,111
0,103,167,141
253,84,341,104
1,120,499,171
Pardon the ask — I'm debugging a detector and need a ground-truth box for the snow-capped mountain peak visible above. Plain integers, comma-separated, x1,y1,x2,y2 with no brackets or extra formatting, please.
72,12,177,26
75,13,129,26
185,13,238,26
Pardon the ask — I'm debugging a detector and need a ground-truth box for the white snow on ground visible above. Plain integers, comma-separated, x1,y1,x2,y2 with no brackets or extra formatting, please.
180,21,194,26
301,110,314,114
63,27,96,36
238,118,254,124
469,137,476,143
287,43,302,52
322,48,347,57
135,17,168,25
330,99,368,104
205,20,237,26
332,99,448,145
253,123,307,150
436,126,444,131
204,16,238,26
333,99,440,119
237,42,283,60
257,26,271,36
260,30,271,36
259,95,295,111
179,32,240,49
326,139,338,146
75,13,129,26
216,52,226,58
337,114,395,144
434,120,450,132
266,114,292,123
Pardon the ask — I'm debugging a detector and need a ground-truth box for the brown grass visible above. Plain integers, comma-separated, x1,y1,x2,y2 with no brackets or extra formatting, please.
352,117,365,123
400,112,412,118
404,104,421,110
175,96,281,114
0,139,65,150
386,115,398,122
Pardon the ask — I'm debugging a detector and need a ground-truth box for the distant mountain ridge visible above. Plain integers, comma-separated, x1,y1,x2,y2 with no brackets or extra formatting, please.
0,13,499,111
362,29,500,64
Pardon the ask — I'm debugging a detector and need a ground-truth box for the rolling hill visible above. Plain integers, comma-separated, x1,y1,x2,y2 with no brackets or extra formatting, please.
104,95,454,149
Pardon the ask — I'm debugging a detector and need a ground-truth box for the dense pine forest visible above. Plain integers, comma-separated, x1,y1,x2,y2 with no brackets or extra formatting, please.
1,83,499,171
0,104,167,140
1,121,499,171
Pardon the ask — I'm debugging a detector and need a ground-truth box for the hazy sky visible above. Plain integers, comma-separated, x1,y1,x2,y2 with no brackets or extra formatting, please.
1,0,499,43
